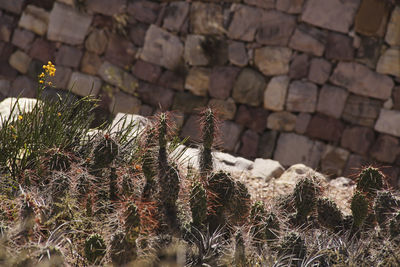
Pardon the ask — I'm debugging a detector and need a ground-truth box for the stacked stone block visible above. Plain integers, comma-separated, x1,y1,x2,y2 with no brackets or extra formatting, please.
0,0,400,185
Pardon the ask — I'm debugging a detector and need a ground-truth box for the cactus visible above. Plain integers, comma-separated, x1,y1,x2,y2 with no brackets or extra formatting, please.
293,177,320,222
351,191,369,228
110,230,137,265
374,190,398,229
124,202,141,241
200,108,216,175
279,231,306,261
84,233,106,264
389,211,400,239
190,181,207,229
91,134,119,172
357,166,384,197
249,202,280,242
44,148,71,172
228,181,251,226
264,212,280,241
141,126,157,200
316,198,344,232
20,194,36,233
109,167,118,202
50,172,70,202
234,231,246,266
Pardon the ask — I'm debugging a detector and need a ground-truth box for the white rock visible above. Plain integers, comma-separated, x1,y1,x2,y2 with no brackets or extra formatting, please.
0,98,38,126
251,158,284,182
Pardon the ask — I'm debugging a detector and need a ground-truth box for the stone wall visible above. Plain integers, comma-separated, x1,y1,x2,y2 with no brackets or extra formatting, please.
1,0,400,185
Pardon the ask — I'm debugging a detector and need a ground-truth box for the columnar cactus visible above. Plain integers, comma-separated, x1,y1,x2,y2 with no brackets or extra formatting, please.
190,181,207,229
316,198,344,232
351,191,369,228
141,127,157,200
294,177,320,222
109,167,118,202
84,233,106,264
110,230,137,265
229,181,251,226
357,166,384,197
200,108,216,175
373,190,398,228
124,202,141,241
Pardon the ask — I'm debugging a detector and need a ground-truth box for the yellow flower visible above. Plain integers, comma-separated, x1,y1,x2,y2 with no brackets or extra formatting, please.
39,80,44,84
18,115,23,121
48,81,52,86
57,112,61,117
38,72,45,78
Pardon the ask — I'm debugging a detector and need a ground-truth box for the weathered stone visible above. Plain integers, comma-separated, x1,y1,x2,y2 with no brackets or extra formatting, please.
276,0,304,14
0,0,24,14
232,68,266,106
55,45,82,68
286,81,318,113
377,48,400,78
68,72,102,96
235,105,269,133
0,16,14,42
267,111,296,133
86,0,126,16
288,25,326,56
197,36,228,66
9,50,31,74
29,38,56,63
264,75,289,111
0,80,10,96
109,91,141,115
11,29,35,51
139,105,153,117
184,35,209,66
251,158,284,182
127,0,159,24
172,92,208,114
274,133,325,169
140,25,183,70
295,112,311,134
355,0,390,37
308,58,332,85
321,145,350,177
163,2,189,32
136,82,174,110
342,95,381,127
85,29,108,55
385,6,400,46
98,61,139,94
47,3,92,45
393,86,400,110
209,66,240,100
341,126,375,155
370,134,399,163
18,5,49,36
257,130,278,158
190,2,223,35
289,53,309,79
181,115,201,142
0,61,17,81
81,51,102,75
375,109,400,137
131,60,161,84
301,0,360,33
325,32,354,61
228,4,261,42
238,129,259,159
10,76,36,98
306,114,345,142
228,41,248,67
356,36,383,68
48,66,72,89
317,85,348,119
256,10,296,46
213,151,254,176
244,0,275,8
330,62,393,100
254,46,291,76
158,70,184,91
105,34,136,68
185,68,210,97
129,23,147,47
384,98,393,110
208,98,237,120
219,120,243,152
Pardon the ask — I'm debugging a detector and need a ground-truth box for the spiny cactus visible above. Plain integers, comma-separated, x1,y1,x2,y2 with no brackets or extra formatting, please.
91,134,119,172
351,191,369,228
84,233,106,264
44,148,71,172
20,193,36,233
374,190,398,229
50,172,70,202
200,108,217,175
357,166,384,197
190,181,207,229
279,231,306,261
293,177,320,222
264,212,280,242
109,167,118,202
141,127,157,200
316,198,344,232
389,211,400,239
124,202,140,241
228,181,251,226
110,230,137,265
234,231,246,266
249,202,280,242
